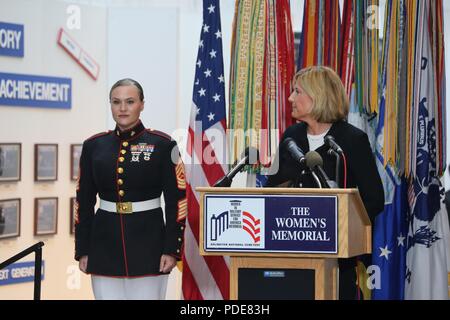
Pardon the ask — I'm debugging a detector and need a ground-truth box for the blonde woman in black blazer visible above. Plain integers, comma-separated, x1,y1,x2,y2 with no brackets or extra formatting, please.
266,66,384,300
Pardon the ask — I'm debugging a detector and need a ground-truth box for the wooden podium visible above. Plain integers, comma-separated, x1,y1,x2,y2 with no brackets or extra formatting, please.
197,187,372,300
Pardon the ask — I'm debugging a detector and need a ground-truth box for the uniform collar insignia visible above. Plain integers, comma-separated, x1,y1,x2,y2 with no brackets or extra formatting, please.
114,120,145,141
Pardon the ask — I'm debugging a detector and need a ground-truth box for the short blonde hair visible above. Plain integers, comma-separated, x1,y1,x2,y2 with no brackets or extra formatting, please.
293,66,349,122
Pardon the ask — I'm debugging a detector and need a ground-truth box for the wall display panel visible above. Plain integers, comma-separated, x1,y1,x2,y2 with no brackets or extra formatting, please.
70,144,82,181
70,197,76,235
0,198,20,239
0,143,21,182
34,197,58,236
34,144,58,181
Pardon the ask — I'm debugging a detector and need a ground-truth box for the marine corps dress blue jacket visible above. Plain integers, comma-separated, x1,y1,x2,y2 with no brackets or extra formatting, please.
74,120,186,277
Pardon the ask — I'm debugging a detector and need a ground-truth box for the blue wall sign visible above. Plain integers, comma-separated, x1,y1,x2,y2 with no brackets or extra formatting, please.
0,72,72,109
0,22,24,57
0,261,45,286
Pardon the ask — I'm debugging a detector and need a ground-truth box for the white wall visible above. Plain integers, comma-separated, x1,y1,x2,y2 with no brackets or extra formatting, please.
107,6,178,134
0,0,107,299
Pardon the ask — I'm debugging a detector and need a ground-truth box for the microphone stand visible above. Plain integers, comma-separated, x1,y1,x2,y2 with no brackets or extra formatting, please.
213,175,233,187
213,158,247,187
296,169,309,188
310,171,323,188
213,146,259,188
327,149,341,187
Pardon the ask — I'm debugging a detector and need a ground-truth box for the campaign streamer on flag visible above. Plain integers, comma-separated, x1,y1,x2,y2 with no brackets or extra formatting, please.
371,35,408,297
181,0,230,300
405,0,449,300
371,0,449,300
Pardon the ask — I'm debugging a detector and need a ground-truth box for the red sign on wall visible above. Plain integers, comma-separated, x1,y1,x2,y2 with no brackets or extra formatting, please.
57,28,99,80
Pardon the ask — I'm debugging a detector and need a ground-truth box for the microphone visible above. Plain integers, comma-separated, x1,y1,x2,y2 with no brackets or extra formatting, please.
324,135,343,154
213,146,259,187
282,137,306,166
324,135,342,186
305,151,338,188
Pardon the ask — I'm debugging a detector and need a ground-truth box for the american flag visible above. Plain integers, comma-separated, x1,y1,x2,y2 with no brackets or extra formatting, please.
181,0,230,300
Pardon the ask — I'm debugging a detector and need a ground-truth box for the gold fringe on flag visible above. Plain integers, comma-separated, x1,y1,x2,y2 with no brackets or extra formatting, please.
229,0,265,165
229,0,295,170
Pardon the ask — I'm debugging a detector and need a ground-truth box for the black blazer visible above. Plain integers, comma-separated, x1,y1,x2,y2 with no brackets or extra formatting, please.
266,120,384,223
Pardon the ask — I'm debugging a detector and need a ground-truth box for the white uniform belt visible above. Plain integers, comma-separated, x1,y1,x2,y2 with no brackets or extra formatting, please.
99,198,161,214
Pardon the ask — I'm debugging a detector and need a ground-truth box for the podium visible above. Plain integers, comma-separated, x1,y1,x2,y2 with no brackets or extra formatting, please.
197,187,371,300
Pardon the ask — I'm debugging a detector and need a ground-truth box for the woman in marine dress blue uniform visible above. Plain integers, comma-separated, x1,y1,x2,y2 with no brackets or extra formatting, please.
75,79,186,299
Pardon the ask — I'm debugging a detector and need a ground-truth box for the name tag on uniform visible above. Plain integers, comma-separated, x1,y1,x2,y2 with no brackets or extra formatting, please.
130,144,155,162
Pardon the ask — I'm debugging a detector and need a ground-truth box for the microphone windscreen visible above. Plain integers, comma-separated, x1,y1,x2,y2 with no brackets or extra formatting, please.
305,150,323,169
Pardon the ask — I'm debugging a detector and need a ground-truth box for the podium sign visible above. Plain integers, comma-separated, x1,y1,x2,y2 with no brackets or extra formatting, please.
204,194,337,254
199,187,372,299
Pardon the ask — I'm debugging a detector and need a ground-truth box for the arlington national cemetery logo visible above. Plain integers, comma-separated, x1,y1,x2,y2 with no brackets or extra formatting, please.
207,198,265,250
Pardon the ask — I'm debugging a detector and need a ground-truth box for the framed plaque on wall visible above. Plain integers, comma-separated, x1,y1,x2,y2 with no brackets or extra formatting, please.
0,198,21,239
34,197,58,235
70,144,82,181
0,143,21,182
35,144,58,181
